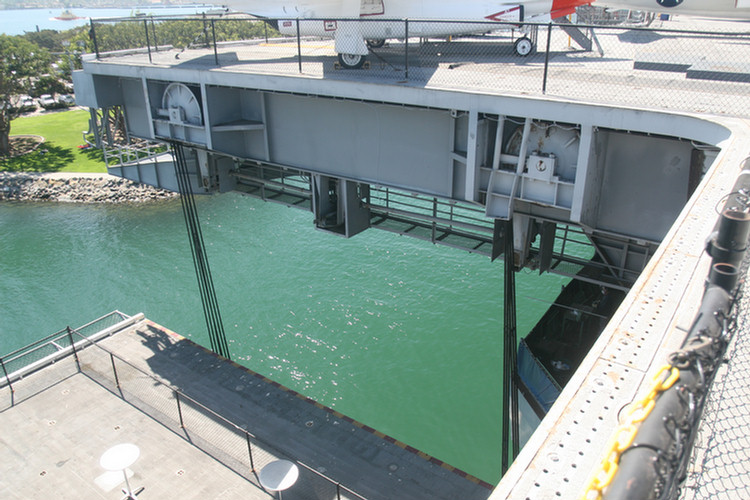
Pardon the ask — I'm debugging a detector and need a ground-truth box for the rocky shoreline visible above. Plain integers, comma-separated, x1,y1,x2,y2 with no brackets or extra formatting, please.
0,172,178,203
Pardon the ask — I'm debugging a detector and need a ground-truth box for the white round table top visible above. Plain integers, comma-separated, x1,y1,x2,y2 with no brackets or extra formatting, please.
100,443,140,471
258,460,300,492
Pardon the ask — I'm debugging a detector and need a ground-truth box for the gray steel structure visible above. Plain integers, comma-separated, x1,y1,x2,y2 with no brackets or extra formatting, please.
73,42,750,499
73,52,725,288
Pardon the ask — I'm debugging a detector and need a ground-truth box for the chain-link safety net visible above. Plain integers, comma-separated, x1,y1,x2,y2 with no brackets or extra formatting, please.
86,12,750,118
680,262,750,499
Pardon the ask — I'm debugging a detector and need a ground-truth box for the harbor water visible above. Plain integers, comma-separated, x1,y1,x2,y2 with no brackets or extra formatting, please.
0,192,570,484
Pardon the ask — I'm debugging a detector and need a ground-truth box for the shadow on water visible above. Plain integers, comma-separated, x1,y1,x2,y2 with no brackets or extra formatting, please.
130,324,492,500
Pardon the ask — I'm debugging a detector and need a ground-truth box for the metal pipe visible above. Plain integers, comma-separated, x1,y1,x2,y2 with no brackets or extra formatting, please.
151,18,158,52
211,19,219,65
717,209,750,248
203,13,209,48
709,262,739,292
175,390,186,428
90,18,100,59
296,18,302,73
246,432,255,471
0,358,13,395
404,19,409,80
144,19,152,63
542,22,552,94
110,353,121,389
66,327,81,372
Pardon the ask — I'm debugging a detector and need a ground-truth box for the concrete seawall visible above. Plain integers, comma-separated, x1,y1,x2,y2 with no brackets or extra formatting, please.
0,172,178,203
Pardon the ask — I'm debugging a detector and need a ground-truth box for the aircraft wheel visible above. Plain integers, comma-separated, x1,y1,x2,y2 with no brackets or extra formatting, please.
338,53,366,69
366,39,386,49
514,36,534,57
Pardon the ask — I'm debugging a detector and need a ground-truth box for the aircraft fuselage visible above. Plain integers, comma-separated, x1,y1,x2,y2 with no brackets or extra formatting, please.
595,0,750,19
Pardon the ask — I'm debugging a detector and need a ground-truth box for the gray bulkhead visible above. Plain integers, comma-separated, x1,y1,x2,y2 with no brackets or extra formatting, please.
74,67,725,275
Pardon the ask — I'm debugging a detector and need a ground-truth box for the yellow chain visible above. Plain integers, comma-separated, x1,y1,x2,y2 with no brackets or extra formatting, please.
581,364,680,499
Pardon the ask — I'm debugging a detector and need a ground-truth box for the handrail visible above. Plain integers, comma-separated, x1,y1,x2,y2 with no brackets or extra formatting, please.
0,311,139,389
1,313,368,499
68,324,368,500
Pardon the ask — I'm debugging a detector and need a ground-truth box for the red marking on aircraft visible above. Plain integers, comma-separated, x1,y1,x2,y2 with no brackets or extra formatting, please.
551,0,589,18
485,6,522,21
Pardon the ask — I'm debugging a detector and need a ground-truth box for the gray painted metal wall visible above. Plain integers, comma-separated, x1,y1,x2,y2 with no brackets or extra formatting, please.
73,58,727,279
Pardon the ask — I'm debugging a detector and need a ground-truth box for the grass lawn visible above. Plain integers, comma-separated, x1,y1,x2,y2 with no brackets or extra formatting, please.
1,109,107,173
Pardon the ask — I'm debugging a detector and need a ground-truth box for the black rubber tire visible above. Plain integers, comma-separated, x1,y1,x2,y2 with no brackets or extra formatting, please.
338,53,366,69
514,36,534,57
366,39,386,49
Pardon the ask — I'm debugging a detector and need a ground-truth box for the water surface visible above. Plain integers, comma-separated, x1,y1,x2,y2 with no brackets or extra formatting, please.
0,193,568,483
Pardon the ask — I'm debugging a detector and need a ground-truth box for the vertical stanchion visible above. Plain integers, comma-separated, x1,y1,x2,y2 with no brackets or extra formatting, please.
203,13,209,48
90,19,100,59
542,22,552,94
110,353,121,389
211,19,219,65
246,432,255,472
151,18,159,52
144,19,152,63
431,197,437,244
404,19,409,80
0,358,13,396
296,18,303,73
264,21,268,43
66,327,81,372
175,390,186,428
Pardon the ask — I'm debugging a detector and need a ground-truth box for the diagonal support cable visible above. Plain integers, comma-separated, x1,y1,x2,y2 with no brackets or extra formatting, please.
502,218,520,474
171,143,231,360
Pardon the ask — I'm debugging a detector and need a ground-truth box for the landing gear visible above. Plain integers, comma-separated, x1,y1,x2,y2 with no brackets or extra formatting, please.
366,39,386,49
338,53,366,69
513,36,534,57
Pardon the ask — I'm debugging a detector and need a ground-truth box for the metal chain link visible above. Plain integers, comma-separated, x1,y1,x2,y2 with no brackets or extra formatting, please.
582,365,681,499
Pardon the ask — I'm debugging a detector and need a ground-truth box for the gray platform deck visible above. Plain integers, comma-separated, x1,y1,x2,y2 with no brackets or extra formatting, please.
0,320,491,500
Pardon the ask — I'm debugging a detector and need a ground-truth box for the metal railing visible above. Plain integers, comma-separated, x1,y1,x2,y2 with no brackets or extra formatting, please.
0,310,132,392
85,14,750,117
0,313,367,500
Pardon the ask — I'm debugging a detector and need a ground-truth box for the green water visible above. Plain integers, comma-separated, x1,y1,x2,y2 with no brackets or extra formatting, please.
0,193,569,484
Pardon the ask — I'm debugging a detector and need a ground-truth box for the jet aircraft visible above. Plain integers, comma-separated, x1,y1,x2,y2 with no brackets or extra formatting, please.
593,0,750,19
220,0,594,68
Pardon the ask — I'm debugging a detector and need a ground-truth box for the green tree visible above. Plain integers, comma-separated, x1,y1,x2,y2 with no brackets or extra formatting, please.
0,35,51,156
22,30,67,52
34,75,68,97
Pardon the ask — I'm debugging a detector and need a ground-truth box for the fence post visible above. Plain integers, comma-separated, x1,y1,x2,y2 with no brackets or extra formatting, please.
264,21,268,43
175,390,186,428
404,19,409,80
151,18,159,53
66,327,81,372
0,357,13,395
542,22,552,94
203,13,209,48
296,18,303,73
89,18,100,59
110,353,121,389
144,19,152,63
245,432,256,472
336,483,341,500
211,19,219,65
